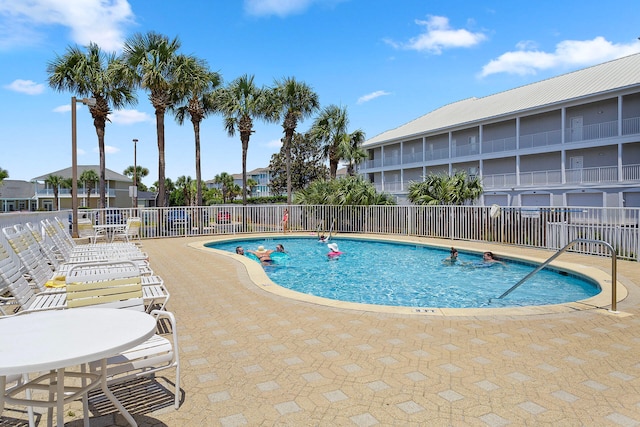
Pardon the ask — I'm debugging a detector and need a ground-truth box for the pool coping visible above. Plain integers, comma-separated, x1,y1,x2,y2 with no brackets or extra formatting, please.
189,233,627,317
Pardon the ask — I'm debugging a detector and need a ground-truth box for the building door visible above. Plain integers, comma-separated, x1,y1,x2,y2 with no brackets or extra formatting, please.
569,116,583,142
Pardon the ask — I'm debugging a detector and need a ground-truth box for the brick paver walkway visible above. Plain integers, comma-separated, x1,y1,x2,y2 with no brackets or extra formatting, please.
4,235,639,426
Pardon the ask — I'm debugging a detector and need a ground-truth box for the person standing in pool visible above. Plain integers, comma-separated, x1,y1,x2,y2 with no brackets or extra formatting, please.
276,244,286,253
442,247,458,265
235,246,245,255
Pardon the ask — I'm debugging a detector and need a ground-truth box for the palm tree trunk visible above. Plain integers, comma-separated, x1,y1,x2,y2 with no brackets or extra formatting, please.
156,109,166,207
241,132,250,205
95,119,107,209
284,129,294,204
193,120,202,206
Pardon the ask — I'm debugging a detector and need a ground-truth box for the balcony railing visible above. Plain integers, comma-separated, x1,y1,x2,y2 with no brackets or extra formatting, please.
519,129,562,149
36,189,116,197
359,116,640,173
425,147,449,161
482,136,517,153
402,152,423,164
482,164,640,188
453,144,479,157
565,120,618,143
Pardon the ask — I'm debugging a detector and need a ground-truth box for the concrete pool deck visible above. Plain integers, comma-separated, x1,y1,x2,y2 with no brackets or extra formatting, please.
8,234,640,426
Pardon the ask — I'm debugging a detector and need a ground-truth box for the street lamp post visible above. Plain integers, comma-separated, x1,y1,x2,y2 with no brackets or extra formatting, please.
132,138,138,210
71,96,96,238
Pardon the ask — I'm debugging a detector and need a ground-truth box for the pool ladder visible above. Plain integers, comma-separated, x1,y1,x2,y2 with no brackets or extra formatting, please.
497,239,619,312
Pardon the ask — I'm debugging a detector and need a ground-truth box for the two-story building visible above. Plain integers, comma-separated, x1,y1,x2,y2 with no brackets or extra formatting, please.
206,167,274,198
31,166,136,210
359,53,640,207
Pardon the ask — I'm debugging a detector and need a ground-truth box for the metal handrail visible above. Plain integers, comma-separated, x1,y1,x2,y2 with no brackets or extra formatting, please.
497,239,618,312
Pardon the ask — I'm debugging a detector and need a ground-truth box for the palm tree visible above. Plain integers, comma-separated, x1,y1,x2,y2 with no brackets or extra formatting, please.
407,172,483,205
123,165,150,187
44,175,64,210
246,178,258,198
121,32,181,208
0,167,8,184
79,169,99,206
294,175,395,206
310,105,363,179
213,172,235,203
212,74,274,205
171,55,222,207
271,77,319,203
175,175,193,206
337,129,367,176
47,42,136,209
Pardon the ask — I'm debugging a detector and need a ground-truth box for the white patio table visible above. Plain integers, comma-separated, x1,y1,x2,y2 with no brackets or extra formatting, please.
0,308,156,427
93,223,126,242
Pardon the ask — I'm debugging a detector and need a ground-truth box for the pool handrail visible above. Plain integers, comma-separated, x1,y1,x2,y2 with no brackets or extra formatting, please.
497,239,618,312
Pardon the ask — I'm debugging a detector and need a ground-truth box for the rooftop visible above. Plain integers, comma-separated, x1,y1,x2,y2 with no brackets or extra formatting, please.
365,52,640,146
8,235,640,426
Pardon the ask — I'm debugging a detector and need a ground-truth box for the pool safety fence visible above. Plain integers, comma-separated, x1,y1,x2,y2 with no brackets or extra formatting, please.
2,205,638,261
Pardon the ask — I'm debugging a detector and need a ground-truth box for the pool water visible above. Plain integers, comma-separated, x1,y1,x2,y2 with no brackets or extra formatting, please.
208,238,600,309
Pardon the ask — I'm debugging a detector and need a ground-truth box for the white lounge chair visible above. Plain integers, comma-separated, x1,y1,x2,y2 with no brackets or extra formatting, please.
0,237,66,313
3,225,170,312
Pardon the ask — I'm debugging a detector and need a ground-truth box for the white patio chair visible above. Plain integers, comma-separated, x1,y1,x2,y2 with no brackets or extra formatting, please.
65,277,180,410
77,218,107,244
112,217,142,244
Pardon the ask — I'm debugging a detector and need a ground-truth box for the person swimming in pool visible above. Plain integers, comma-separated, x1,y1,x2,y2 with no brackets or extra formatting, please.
248,245,275,265
235,246,245,255
477,251,505,267
327,243,342,258
275,244,286,253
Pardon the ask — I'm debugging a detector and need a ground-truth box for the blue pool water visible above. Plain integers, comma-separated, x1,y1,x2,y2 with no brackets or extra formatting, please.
207,238,600,309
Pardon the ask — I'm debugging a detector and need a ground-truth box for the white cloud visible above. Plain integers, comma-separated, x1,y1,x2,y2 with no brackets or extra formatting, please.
265,138,283,148
0,0,134,51
77,148,86,156
357,90,390,105
480,36,640,77
4,79,45,94
108,109,152,125
244,0,344,17
93,145,119,154
53,103,96,113
386,15,486,54
53,104,71,113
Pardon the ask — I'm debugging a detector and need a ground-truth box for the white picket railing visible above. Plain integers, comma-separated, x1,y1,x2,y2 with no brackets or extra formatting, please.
1,205,638,261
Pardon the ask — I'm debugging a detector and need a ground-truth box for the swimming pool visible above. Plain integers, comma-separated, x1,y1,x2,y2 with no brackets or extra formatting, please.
207,237,600,309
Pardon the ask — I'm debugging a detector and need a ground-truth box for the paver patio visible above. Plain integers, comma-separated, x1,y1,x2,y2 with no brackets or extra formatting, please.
3,234,639,426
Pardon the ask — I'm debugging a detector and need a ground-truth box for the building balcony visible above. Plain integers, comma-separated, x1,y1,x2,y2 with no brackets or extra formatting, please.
36,189,116,197
482,164,640,189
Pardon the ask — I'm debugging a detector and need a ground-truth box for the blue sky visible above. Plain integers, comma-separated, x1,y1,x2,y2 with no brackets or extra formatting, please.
1,0,639,185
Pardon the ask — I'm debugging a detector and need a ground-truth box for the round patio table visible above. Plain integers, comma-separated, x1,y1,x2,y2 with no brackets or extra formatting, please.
0,308,156,427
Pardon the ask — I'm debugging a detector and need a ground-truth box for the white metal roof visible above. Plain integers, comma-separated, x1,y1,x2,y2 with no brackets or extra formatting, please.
364,53,640,146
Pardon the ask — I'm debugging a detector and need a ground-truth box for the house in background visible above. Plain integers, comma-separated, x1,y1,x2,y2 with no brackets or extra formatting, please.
206,167,274,199
359,53,640,207
0,180,39,212
31,166,135,210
